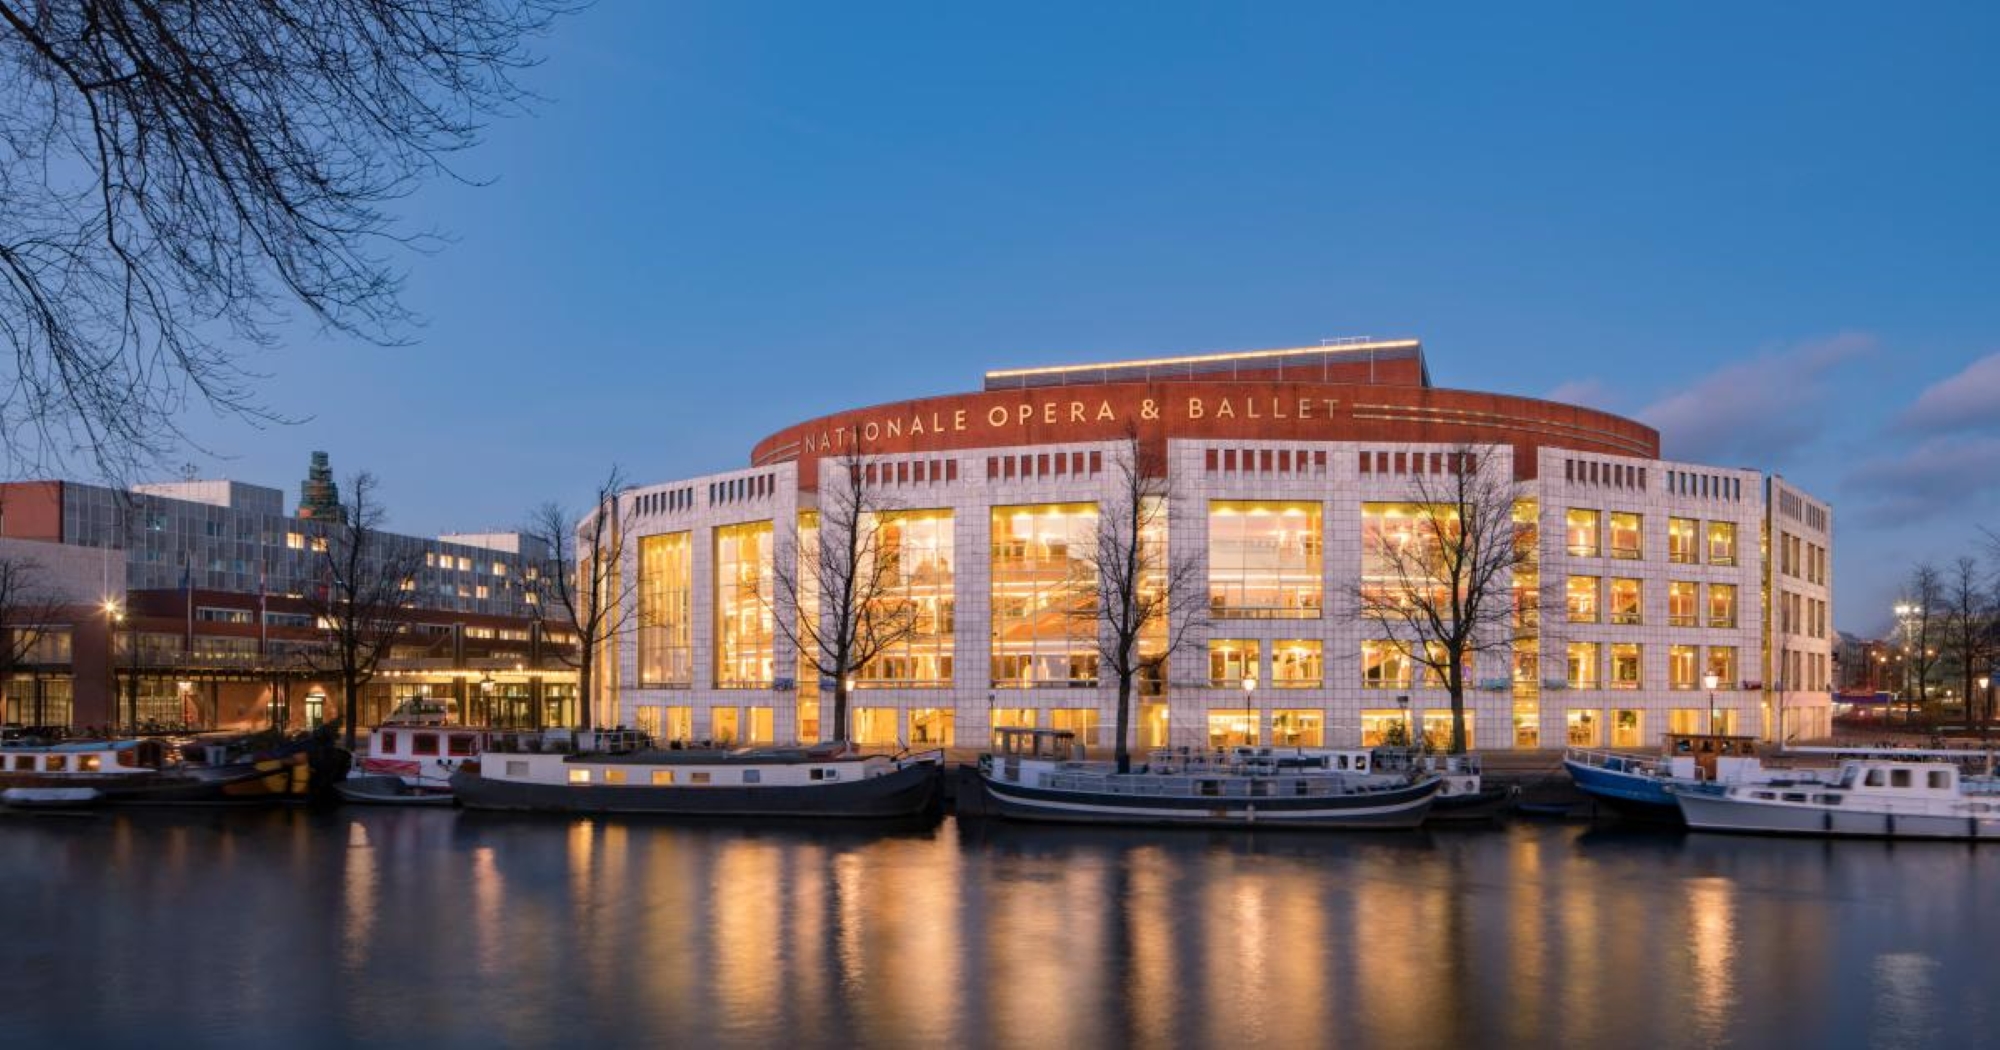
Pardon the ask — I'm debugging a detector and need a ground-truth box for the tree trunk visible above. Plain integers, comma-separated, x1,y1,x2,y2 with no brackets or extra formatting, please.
1114,676,1133,773
577,660,594,732
342,675,360,752
1449,685,1467,755
832,681,849,745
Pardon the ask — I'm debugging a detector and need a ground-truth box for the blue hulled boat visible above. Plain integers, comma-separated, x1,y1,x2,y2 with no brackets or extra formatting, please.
1564,734,1774,823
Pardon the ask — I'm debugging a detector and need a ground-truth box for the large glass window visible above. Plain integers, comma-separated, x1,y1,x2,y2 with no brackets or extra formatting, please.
1206,709,1259,749
991,708,1036,745
1567,576,1600,623
1565,509,1600,557
1361,709,1412,747
990,504,1098,687
712,707,741,744
1669,709,1703,735
1669,645,1698,689
1566,709,1600,747
1209,501,1322,618
1668,518,1697,564
1668,581,1697,627
908,707,954,747
852,707,899,746
1049,708,1098,746
714,521,775,687
1362,640,1415,689
1208,640,1259,687
856,510,955,687
1609,643,1641,690
1706,646,1738,688
1612,709,1643,747
1272,709,1324,746
1608,513,1642,560
1708,584,1737,628
637,532,693,686
1421,711,1472,751
1566,642,1599,689
1707,522,1737,566
1272,641,1322,688
1608,578,1642,625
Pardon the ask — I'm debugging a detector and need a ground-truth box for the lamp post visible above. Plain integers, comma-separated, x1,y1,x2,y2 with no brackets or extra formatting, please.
1396,693,1411,750
1980,675,1991,738
1703,672,1721,735
1242,674,1258,749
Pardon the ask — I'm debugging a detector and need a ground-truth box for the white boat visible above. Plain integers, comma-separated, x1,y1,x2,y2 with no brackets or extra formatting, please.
1672,758,2000,840
359,722,500,791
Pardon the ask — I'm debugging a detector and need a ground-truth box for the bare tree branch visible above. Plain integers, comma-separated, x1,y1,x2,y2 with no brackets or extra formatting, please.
525,466,635,733
300,470,421,751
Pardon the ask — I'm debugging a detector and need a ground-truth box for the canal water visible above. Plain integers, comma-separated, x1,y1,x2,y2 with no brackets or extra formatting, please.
1,810,1991,1049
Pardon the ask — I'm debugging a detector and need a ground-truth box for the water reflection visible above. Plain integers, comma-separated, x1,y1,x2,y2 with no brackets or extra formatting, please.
0,811,1993,1049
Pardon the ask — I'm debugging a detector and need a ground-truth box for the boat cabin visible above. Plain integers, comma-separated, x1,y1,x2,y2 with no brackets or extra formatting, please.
0,739,170,776
374,726,490,762
993,727,1081,760
1663,734,1763,781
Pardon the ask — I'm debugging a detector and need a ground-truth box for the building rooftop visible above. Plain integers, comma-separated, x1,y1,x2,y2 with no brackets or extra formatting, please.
981,338,1428,390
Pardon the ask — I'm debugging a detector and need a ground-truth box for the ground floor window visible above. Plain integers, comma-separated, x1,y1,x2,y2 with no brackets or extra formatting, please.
1050,708,1098,746
853,707,899,746
3,676,72,728
745,706,774,744
1612,709,1644,748
1711,708,1738,735
1669,708,1702,735
1566,709,1600,747
1421,710,1472,751
1206,709,1258,749
1360,709,1411,747
305,691,328,730
635,705,662,740
909,707,954,747
797,699,820,743
991,707,1035,744
1140,702,1169,749
713,707,741,744
1271,709,1323,747
664,706,693,743
1512,709,1539,749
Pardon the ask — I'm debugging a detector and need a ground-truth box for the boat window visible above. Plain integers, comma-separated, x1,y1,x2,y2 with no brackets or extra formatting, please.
506,761,529,777
652,770,674,785
567,769,590,784
13,755,32,771
78,755,100,772
690,772,711,785
45,755,66,772
1891,769,1912,788
1781,792,1807,803
1337,755,1349,770
379,731,397,754
1753,791,1775,800
1865,769,1886,787
1817,794,1842,805
1199,780,1220,797
743,770,761,784
811,768,839,781
1929,770,1950,790
1295,780,1311,795
412,733,440,757
448,735,477,757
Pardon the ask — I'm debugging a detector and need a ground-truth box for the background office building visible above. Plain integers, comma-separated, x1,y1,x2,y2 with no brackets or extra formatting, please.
602,340,1834,751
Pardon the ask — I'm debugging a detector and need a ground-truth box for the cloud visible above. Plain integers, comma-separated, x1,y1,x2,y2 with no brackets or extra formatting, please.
1638,332,1874,466
1892,352,2000,436
1842,434,2000,527
1543,378,1613,409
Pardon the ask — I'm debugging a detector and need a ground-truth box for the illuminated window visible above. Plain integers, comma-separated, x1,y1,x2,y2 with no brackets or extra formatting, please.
663,706,693,743
1669,645,1698,690
1566,709,1600,747
1668,581,1697,627
1608,513,1642,559
1708,584,1737,628
855,510,955,687
713,707,741,744
1609,644,1641,690
852,707,900,745
602,769,628,785
1049,708,1098,746
1669,709,1703,735
1611,709,1643,747
1360,709,1411,747
991,708,1036,744
1362,640,1414,689
745,707,774,745
638,532,694,686
1272,709,1324,747
1206,709,1259,749
990,504,1097,687
1208,639,1259,687
1706,522,1737,566
1513,712,1540,749
1711,709,1738,735
568,769,591,784
651,770,675,785
457,556,471,572
285,532,305,550
1566,576,1600,623
1706,646,1738,688
1608,578,1642,625
1565,509,1600,557
1668,518,1697,564
1420,711,1472,751
1567,642,1599,689
1272,641,1323,688
1361,502,1467,623
714,521,775,687
1209,501,1322,618
908,707,954,747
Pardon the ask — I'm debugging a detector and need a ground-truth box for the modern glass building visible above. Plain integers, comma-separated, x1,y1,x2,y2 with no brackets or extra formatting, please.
604,340,1834,751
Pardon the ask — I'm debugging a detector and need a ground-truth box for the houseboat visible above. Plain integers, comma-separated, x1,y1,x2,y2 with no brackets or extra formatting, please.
1563,733,1787,821
450,731,944,818
0,736,318,805
359,722,497,790
975,728,1441,829
1673,758,2000,840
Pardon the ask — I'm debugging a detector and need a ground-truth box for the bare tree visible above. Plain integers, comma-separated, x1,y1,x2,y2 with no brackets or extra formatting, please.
0,553,67,722
1900,563,1945,715
0,1,574,474
302,471,420,751
770,449,924,746
1939,555,1996,735
1354,445,1542,755
1072,434,1205,773
528,467,635,733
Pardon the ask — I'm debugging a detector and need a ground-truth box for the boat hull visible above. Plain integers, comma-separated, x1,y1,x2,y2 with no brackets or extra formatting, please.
450,760,941,818
1562,758,1684,823
1675,791,2000,841
1427,784,1518,821
977,773,1439,829
0,752,314,805
334,775,455,807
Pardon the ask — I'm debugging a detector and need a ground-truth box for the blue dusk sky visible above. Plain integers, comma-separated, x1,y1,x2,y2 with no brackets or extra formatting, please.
165,2,1998,637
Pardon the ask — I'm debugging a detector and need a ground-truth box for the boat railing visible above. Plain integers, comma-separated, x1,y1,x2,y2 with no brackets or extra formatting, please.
1565,747,1667,777
1041,770,1413,798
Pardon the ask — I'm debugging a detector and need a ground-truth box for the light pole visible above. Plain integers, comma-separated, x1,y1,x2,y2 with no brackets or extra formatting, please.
1396,693,1411,750
1703,672,1721,736
1241,674,1258,749
1980,675,1991,738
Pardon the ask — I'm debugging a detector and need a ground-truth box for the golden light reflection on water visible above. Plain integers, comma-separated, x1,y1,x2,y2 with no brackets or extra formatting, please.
471,845,505,976
341,819,375,968
1685,875,1739,1042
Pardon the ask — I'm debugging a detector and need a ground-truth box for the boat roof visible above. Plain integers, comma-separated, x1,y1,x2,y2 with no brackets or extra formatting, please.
567,744,877,766
0,739,143,753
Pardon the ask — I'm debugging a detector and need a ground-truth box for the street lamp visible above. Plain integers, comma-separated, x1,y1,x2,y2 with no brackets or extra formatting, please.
1703,672,1721,735
1396,693,1412,749
1241,674,1258,748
